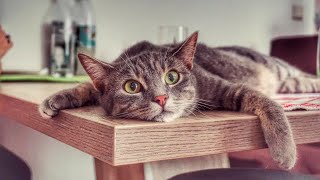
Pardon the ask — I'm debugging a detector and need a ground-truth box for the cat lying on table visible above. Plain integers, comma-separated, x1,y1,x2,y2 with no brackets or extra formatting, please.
39,32,320,169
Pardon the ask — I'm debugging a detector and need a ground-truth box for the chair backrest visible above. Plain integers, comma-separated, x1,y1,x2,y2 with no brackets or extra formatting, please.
0,146,31,180
169,168,317,180
270,35,318,75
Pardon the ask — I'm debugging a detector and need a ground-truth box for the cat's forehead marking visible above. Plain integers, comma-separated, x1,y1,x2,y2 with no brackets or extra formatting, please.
133,53,164,72
131,54,170,89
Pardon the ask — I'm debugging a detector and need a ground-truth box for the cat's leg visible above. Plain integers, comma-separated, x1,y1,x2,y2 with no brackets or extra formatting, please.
199,79,296,169
39,82,99,119
224,84,296,169
278,77,320,93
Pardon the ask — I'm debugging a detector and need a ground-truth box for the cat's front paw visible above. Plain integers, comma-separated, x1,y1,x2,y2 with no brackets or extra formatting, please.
268,137,297,169
38,94,69,119
259,103,297,169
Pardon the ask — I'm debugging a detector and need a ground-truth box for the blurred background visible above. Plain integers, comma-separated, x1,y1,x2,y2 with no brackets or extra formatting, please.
0,0,320,180
0,0,317,72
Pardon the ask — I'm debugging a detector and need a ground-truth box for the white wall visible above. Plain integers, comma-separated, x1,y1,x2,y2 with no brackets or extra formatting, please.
0,1,3,22
0,1,316,180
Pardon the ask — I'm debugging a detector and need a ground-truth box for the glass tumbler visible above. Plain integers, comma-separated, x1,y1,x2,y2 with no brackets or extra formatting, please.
157,26,188,45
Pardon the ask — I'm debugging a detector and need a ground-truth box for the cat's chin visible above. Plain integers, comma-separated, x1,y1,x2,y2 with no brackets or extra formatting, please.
151,111,181,122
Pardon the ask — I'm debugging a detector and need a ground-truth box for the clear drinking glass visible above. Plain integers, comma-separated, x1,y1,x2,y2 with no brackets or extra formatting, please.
72,0,96,75
157,26,188,45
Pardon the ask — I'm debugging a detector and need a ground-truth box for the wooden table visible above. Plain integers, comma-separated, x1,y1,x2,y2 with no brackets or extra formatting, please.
0,83,320,180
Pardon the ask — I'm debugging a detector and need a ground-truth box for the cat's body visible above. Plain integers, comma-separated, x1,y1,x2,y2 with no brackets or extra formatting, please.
39,32,320,170
126,41,319,96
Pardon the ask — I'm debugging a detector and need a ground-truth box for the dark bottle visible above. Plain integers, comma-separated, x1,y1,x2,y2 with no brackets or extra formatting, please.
41,0,76,77
72,0,96,75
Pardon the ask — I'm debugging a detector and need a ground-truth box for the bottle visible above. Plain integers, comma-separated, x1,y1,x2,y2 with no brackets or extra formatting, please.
41,0,76,77
72,0,96,75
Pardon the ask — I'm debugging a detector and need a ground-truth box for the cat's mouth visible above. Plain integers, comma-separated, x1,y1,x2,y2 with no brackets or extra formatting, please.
151,110,175,122
158,109,173,115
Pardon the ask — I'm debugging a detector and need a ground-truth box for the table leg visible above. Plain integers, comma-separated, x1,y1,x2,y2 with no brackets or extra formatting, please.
95,159,145,180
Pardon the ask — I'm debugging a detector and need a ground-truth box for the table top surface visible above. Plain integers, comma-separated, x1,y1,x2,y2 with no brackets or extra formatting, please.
0,82,320,166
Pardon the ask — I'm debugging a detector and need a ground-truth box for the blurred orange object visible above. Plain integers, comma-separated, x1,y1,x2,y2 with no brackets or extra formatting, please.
0,26,13,73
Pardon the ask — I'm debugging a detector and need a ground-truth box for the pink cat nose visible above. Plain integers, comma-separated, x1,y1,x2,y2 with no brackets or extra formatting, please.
154,95,168,107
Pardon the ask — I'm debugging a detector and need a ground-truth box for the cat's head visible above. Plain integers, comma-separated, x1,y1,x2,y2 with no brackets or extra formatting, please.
78,32,198,122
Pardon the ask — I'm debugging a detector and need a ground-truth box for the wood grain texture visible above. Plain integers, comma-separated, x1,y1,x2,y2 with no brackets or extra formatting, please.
0,83,320,166
0,93,115,164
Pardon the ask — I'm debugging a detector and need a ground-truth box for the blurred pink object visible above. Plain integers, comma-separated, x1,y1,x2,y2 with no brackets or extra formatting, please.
0,25,13,73
270,35,317,75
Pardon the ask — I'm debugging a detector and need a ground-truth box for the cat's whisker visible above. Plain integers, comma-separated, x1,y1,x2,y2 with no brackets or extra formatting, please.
192,107,211,118
115,107,151,119
196,101,213,107
184,108,207,121
114,108,142,117
182,98,219,109
173,101,197,105
183,103,211,119
172,102,197,107
131,108,149,115
196,102,215,109
163,46,170,63
117,110,137,117
173,100,221,111
184,108,197,117
196,104,212,110
172,104,197,117
194,98,214,103
124,51,135,68
194,98,210,101
124,51,130,60
119,54,134,71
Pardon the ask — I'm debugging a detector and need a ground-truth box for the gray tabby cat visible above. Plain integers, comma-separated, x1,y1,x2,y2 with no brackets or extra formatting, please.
39,32,320,169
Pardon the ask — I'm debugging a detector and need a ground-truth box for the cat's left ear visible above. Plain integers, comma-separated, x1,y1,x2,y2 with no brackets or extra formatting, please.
171,31,198,70
78,53,114,91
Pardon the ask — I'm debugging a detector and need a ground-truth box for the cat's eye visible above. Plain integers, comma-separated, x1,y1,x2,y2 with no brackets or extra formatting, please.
124,80,142,94
165,70,180,85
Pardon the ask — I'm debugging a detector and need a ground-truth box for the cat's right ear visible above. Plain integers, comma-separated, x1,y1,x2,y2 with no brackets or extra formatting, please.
171,31,198,70
78,53,113,91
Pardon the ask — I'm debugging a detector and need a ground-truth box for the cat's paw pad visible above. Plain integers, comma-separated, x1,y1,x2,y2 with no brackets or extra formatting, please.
38,95,67,119
39,99,58,119
269,139,297,169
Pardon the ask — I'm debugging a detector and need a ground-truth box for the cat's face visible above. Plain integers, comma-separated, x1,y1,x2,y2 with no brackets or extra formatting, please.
102,52,197,122
78,32,198,122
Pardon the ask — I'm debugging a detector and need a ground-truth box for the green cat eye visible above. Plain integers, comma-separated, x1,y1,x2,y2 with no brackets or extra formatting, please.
165,70,180,85
124,80,142,94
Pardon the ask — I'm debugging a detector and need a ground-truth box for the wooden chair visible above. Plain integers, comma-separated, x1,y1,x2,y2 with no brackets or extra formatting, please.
270,34,318,75
169,168,317,180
